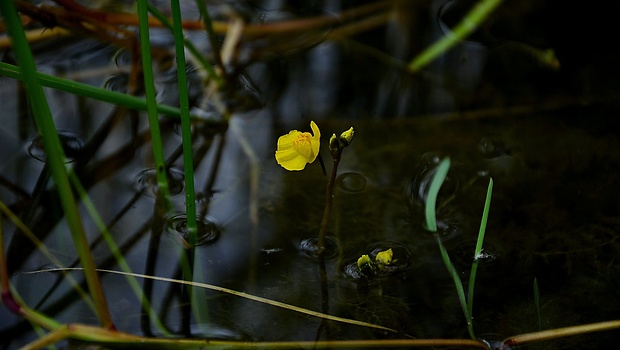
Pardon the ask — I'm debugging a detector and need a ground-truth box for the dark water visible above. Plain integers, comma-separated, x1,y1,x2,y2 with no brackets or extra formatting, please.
2,1,620,349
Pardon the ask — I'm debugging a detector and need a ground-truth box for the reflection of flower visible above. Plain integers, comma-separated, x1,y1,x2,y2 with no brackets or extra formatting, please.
275,121,321,171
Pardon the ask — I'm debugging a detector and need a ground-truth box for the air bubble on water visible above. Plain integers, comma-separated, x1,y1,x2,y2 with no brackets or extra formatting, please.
165,214,220,247
103,73,129,93
298,236,341,260
407,152,459,232
27,131,84,163
453,239,501,269
336,172,368,193
135,168,185,197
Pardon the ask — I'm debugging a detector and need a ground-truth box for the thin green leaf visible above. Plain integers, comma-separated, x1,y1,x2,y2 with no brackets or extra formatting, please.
0,62,183,117
137,0,171,209
467,178,493,320
425,157,451,232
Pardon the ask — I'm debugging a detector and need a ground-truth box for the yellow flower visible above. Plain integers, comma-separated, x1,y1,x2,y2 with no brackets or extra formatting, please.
275,121,321,171
375,248,393,266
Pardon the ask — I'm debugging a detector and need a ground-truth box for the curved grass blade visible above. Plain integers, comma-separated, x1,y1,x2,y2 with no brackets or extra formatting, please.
424,157,451,232
29,267,398,334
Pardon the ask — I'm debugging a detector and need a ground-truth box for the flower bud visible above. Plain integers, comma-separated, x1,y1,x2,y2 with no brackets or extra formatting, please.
357,254,374,275
329,133,340,154
339,127,354,146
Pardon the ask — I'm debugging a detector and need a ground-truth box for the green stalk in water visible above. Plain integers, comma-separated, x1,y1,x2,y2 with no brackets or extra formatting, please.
137,0,171,209
0,0,114,329
467,178,493,328
169,0,210,327
169,0,198,248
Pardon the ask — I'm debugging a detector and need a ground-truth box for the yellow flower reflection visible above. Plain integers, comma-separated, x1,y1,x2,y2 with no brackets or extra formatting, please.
275,121,321,171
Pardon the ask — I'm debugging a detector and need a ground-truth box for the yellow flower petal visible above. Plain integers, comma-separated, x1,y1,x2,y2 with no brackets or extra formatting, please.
275,121,321,171
375,248,393,266
310,121,320,161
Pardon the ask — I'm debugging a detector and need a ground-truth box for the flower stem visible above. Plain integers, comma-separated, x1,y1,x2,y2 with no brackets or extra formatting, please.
317,149,342,253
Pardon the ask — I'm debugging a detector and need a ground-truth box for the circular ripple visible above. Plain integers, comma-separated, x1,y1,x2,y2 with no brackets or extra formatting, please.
298,236,341,260
27,131,84,163
452,239,502,270
165,214,220,247
135,168,185,197
336,172,367,193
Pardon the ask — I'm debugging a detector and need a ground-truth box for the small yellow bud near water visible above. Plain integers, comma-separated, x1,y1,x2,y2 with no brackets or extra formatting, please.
357,254,373,273
275,121,321,171
339,127,354,146
375,248,393,266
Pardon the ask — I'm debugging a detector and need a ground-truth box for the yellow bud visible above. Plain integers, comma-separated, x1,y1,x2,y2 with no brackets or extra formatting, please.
339,127,354,146
375,248,393,266
329,133,339,154
357,254,374,273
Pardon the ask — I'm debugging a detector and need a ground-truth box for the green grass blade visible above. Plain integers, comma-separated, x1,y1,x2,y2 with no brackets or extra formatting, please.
424,157,451,232
0,0,113,329
423,157,474,338
408,0,503,72
0,62,183,117
170,0,207,326
436,235,475,339
466,178,493,332
170,0,198,247
534,277,542,331
137,0,171,209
